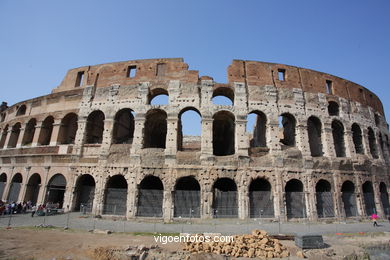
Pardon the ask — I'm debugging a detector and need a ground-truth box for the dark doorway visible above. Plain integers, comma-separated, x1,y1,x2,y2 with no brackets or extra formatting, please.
0,173,6,199
7,173,23,203
380,182,390,216
174,176,200,218
38,116,54,145
352,123,364,154
58,113,78,144
212,178,238,218
103,175,127,215
143,109,167,148
213,111,235,156
315,180,334,218
341,181,358,217
362,181,376,216
85,111,105,144
285,179,306,219
46,174,67,208
332,120,345,157
74,174,95,212
249,178,274,218
137,176,164,217
307,116,323,157
113,109,134,144
24,173,41,205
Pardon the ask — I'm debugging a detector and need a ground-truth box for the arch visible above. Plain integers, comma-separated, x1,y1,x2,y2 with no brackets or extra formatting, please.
212,87,234,105
143,109,167,148
46,174,67,208
307,116,323,157
379,133,385,156
22,118,37,146
0,125,8,148
213,111,235,156
74,174,95,212
137,175,164,217
58,113,78,144
249,178,274,218
0,173,7,199
7,173,23,203
352,123,364,154
38,116,54,146
112,109,134,144
367,127,378,159
7,122,21,148
332,120,345,157
279,113,296,146
149,88,169,105
212,178,238,218
24,173,41,205
380,182,390,215
247,111,267,149
341,181,358,217
177,108,201,151
16,104,26,116
103,175,127,215
285,179,306,219
362,181,376,216
315,180,334,218
85,110,105,144
328,101,339,116
174,176,201,218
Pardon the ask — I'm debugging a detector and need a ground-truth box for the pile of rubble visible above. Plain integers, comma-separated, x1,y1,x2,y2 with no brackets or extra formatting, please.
182,230,290,258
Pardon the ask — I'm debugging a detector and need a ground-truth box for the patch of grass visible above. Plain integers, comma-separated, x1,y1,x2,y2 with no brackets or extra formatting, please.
131,232,180,237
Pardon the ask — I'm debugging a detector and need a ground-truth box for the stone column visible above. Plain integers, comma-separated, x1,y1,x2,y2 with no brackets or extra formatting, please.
344,129,356,158
16,124,26,148
238,184,248,219
31,121,43,147
375,130,385,161
306,175,317,221
1,167,14,202
49,119,62,146
372,176,384,217
71,117,87,156
165,114,178,165
201,190,213,219
296,120,311,157
63,170,76,211
200,117,213,160
322,123,336,157
354,174,365,217
267,115,281,154
92,174,105,216
99,117,114,157
332,172,342,219
362,128,372,158
3,128,12,149
163,189,173,221
126,176,138,219
18,166,31,202
236,118,249,157
130,114,145,164
37,166,50,205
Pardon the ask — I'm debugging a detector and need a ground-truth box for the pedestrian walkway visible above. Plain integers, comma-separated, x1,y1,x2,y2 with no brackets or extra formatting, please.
1,212,390,235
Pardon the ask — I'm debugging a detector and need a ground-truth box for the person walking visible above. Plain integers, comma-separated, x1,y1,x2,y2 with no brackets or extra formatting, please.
371,213,379,227
31,205,36,217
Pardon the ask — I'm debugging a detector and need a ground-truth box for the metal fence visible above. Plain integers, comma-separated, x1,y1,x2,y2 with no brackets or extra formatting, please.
286,192,306,219
136,189,163,217
342,192,358,217
213,190,238,218
174,190,200,218
103,188,127,215
249,191,274,218
316,192,335,218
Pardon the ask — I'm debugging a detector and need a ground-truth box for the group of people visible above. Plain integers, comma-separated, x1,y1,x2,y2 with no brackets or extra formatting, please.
0,200,32,215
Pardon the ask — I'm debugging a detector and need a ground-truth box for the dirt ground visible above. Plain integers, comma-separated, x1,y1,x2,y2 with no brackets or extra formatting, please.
0,227,389,260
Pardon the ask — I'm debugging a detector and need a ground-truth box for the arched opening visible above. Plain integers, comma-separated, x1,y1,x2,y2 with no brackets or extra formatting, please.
177,108,201,151
0,125,8,148
247,111,267,153
38,116,54,146
16,105,26,116
45,174,67,208
174,176,200,218
112,109,134,144
249,178,274,218
143,109,167,148
213,111,235,156
375,114,380,126
58,113,78,144
362,181,376,216
24,173,41,205
0,173,7,199
212,87,234,106
352,123,364,154
380,183,390,215
368,128,378,159
85,110,105,144
315,180,334,218
341,181,358,217
7,173,23,203
149,88,169,105
74,174,95,212
22,118,36,146
137,176,164,217
379,133,385,156
285,179,306,219
212,178,238,218
332,120,345,157
307,116,323,157
328,101,339,116
103,175,127,215
279,113,296,147
7,123,21,148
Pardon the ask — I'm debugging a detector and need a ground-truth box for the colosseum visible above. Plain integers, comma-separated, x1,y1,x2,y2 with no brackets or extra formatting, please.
0,58,389,221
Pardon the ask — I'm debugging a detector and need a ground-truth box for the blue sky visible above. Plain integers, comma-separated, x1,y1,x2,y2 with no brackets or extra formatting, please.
1,0,390,126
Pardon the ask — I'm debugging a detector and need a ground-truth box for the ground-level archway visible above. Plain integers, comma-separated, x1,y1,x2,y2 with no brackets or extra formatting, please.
380,182,390,215
103,175,127,215
249,178,274,218
45,174,67,208
7,173,23,203
341,181,358,217
212,178,238,218
0,173,6,199
285,179,306,219
315,180,334,218
362,181,376,216
74,174,95,212
24,173,41,205
136,176,164,217
174,176,200,218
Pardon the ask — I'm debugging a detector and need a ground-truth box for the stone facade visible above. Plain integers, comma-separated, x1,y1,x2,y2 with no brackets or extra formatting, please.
0,58,389,221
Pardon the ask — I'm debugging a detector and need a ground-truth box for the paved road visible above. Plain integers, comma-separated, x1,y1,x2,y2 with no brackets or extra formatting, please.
1,212,389,235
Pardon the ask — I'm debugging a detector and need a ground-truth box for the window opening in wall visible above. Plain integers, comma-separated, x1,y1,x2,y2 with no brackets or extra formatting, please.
143,109,167,148
352,123,364,154
149,88,169,105
16,105,26,116
328,101,339,116
375,114,380,126
212,87,234,106
127,65,137,78
85,111,105,144
156,63,166,77
307,116,323,157
58,113,78,145
0,113,5,122
75,71,85,87
326,80,333,94
178,109,201,151
213,111,235,156
332,120,345,157
8,123,21,148
278,113,296,147
246,111,267,155
278,69,285,81
0,125,9,148
368,127,378,159
112,109,135,144
38,116,54,146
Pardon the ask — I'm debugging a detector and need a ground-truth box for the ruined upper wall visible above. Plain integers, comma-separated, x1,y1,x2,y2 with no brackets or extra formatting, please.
228,60,384,115
53,58,199,93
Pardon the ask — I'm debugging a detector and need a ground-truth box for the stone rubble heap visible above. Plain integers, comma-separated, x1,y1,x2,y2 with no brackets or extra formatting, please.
182,230,290,258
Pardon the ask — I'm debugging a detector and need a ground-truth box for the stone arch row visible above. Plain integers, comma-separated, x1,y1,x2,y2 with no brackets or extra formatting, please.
2,171,389,219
